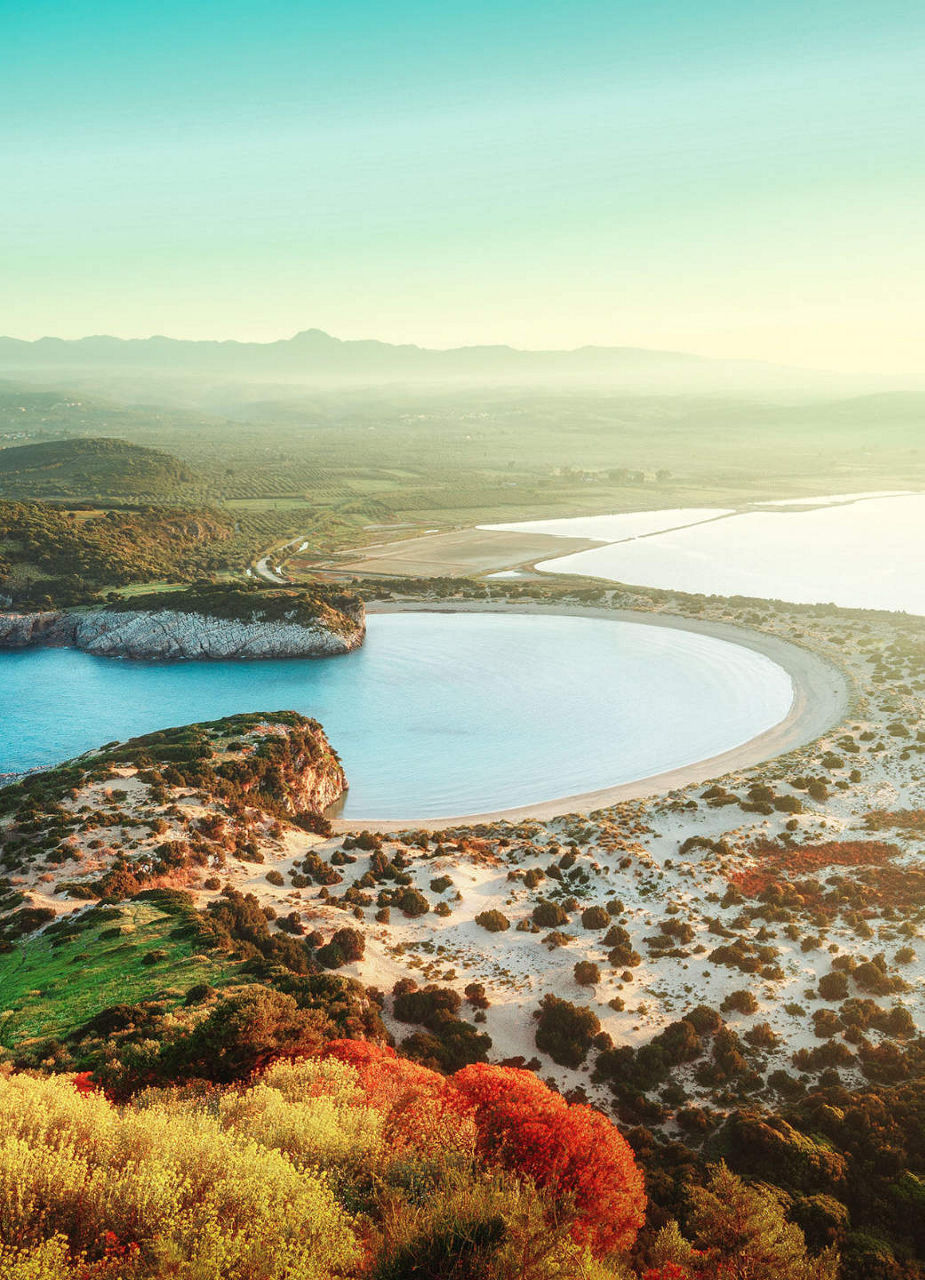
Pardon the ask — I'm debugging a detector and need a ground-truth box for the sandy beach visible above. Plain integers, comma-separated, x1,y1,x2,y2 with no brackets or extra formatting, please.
331,600,851,831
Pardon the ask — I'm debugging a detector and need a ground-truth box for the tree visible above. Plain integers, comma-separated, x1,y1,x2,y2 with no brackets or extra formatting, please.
681,1163,839,1280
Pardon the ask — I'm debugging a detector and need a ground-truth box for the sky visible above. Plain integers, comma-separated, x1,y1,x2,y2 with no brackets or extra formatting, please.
2,0,923,374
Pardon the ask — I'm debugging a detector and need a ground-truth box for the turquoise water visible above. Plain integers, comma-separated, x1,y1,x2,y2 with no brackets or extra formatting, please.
0,612,792,819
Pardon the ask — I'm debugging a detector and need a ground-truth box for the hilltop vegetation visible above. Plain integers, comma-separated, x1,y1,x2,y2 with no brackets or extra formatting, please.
0,501,233,606
0,437,198,501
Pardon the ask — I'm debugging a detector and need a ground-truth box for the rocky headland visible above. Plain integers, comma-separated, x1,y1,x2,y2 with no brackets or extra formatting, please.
0,584,365,660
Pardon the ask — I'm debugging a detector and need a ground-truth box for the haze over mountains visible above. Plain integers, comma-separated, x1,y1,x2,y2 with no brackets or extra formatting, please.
0,329,895,396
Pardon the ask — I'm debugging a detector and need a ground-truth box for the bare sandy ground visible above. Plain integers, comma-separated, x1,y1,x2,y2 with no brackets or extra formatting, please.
331,601,851,832
293,527,601,578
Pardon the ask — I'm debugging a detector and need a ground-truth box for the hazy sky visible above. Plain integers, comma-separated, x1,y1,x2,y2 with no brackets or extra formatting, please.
3,1,923,373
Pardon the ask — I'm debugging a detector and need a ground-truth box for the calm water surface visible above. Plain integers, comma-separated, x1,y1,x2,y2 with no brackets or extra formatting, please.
0,613,792,818
530,495,925,615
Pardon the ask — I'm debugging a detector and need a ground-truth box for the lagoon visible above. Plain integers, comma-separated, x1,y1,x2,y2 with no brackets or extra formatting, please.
0,612,794,820
527,494,925,615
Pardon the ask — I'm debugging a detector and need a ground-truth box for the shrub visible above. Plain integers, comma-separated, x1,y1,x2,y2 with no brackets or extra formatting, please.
811,1009,843,1039
853,959,900,995
534,994,600,1068
0,1069,361,1279
453,1063,646,1255
392,981,458,1020
100,988,331,1093
721,989,758,1015
580,905,610,930
265,869,285,886
474,909,510,932
317,927,365,969
395,888,429,918
532,899,569,928
685,1005,723,1035
793,1040,855,1072
601,923,640,967
744,1022,780,1049
818,971,849,1001
574,961,601,987
774,796,804,814
465,983,490,1009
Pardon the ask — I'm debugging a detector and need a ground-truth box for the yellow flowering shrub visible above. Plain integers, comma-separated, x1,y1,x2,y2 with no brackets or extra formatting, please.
0,1071,362,1279
0,1236,77,1280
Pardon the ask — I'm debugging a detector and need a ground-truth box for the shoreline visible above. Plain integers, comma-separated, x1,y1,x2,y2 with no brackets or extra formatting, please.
331,600,851,832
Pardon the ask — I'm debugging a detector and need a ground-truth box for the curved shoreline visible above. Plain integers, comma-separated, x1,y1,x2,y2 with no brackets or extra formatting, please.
331,601,851,832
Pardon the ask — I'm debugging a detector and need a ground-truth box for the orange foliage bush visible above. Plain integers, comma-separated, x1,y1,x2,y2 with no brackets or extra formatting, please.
321,1039,472,1155
452,1062,646,1255
324,1044,647,1256
731,840,898,897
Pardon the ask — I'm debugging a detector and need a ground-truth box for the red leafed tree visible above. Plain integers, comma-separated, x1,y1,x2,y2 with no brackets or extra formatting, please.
452,1063,646,1255
322,1039,473,1155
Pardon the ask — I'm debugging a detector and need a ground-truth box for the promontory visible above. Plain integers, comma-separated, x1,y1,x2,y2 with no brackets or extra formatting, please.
0,584,365,661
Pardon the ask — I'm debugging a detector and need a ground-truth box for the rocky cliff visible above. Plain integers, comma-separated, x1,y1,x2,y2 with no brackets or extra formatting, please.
1,711,348,822
0,602,364,660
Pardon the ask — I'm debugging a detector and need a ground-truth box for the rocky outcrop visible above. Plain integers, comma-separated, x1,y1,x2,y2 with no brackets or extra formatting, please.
0,610,75,648
256,720,347,815
0,606,364,660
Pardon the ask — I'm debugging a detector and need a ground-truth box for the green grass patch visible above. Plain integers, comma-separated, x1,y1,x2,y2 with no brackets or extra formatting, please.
0,901,234,1048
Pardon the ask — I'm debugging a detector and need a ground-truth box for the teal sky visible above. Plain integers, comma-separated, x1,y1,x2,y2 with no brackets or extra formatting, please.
2,1,923,373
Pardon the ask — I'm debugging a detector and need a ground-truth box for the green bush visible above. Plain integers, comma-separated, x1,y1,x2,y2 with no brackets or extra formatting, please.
534,994,600,1068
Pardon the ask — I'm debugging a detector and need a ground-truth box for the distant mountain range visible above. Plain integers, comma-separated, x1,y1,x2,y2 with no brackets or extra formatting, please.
0,329,881,395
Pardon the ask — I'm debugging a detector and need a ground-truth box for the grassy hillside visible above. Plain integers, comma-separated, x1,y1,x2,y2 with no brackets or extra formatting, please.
0,897,230,1048
0,436,198,500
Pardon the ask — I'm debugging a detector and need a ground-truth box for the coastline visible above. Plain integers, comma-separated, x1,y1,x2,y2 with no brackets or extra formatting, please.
0,604,364,662
331,599,851,831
